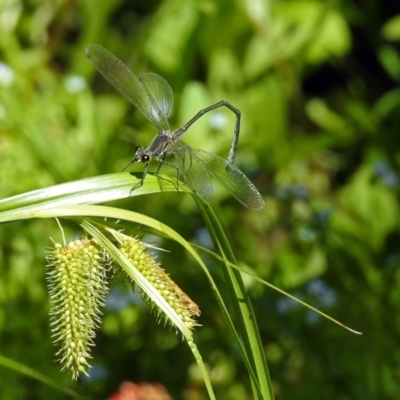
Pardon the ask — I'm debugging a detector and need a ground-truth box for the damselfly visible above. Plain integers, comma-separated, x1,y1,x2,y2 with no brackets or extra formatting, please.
86,44,265,211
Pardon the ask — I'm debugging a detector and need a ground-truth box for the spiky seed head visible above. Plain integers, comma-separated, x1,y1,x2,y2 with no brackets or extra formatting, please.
117,234,200,331
46,237,108,379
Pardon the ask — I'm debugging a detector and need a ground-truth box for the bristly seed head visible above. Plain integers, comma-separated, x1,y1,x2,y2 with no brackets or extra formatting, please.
46,237,108,379
117,234,200,331
46,229,200,379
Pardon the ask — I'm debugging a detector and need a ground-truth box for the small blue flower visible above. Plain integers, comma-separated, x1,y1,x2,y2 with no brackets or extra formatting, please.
373,160,399,188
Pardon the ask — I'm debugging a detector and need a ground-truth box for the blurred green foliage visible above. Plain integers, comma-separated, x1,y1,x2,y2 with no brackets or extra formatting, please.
1,0,400,399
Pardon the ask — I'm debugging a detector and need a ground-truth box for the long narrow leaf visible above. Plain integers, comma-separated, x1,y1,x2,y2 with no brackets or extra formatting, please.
0,355,85,399
193,195,274,400
0,172,187,220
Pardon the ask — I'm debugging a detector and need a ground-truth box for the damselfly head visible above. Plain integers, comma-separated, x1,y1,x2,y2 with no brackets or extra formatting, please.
134,147,150,163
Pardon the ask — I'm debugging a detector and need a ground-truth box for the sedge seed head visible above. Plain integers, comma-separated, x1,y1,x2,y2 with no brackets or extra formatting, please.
117,235,201,332
46,237,108,379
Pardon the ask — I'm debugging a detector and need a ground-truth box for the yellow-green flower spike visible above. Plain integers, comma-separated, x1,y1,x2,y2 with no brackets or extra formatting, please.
46,237,108,379
117,234,200,331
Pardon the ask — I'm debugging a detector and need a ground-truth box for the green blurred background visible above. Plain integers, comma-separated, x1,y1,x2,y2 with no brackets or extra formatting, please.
1,0,400,399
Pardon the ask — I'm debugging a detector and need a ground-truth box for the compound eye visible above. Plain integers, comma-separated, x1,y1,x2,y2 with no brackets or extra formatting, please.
142,155,150,162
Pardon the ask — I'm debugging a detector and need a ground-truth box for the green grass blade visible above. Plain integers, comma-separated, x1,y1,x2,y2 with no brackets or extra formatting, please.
0,355,85,399
0,172,188,221
193,195,274,400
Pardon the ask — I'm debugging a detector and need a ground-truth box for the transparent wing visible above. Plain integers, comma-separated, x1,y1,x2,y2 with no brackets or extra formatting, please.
168,140,214,198
174,144,265,211
139,73,173,121
86,44,171,131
